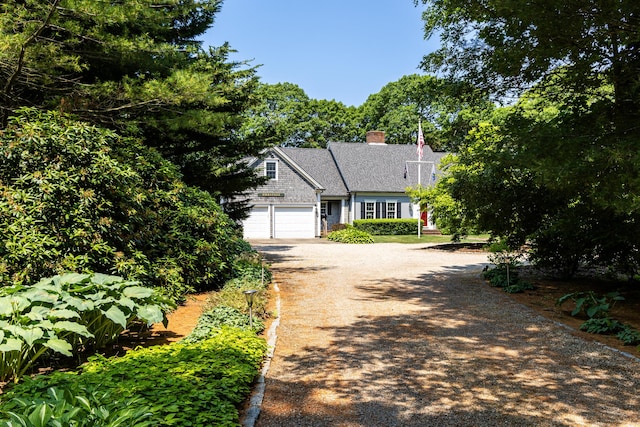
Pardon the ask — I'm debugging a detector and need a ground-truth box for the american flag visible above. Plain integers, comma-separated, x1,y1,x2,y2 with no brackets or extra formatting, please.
417,120,425,161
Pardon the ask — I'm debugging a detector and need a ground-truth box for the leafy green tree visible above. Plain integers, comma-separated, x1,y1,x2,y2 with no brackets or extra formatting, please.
414,0,640,277
0,109,245,299
0,0,269,219
239,82,361,148
361,74,492,149
416,0,640,212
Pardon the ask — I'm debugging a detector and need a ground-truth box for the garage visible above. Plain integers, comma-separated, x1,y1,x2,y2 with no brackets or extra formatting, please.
242,205,316,239
273,206,315,239
242,206,270,239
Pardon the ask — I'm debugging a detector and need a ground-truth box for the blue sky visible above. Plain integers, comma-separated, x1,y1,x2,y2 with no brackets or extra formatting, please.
201,1,439,107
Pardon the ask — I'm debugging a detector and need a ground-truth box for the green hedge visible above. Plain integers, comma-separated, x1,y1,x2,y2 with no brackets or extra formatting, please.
353,219,423,235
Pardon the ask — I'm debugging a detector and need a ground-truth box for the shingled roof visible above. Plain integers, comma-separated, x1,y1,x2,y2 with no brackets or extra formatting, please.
262,141,445,196
279,147,348,197
327,142,443,192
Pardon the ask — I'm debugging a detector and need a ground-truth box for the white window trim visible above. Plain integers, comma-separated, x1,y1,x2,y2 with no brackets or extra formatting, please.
264,159,278,180
364,200,375,219
386,200,397,219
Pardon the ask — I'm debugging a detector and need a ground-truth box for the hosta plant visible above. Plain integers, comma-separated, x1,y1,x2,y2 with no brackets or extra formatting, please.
0,272,175,382
327,226,374,244
0,386,155,427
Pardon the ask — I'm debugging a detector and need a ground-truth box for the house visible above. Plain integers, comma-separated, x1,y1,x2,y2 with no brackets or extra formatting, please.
238,131,446,239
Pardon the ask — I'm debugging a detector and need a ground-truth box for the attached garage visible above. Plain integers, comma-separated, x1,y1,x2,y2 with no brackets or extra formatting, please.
242,206,270,239
242,205,316,239
273,206,315,239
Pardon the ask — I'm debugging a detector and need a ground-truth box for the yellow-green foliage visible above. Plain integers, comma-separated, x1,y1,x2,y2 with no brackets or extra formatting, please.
1,328,267,426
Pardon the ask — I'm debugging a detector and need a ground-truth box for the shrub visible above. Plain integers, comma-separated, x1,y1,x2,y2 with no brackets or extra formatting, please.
0,108,245,301
483,241,533,293
353,219,421,235
327,226,374,244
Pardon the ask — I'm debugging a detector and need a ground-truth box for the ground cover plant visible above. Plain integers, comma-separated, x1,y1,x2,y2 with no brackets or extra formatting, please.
0,328,267,426
183,250,271,344
0,250,272,426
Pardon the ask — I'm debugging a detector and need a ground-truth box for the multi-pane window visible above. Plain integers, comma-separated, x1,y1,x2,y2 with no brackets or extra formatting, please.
365,202,375,219
386,201,396,219
265,161,277,179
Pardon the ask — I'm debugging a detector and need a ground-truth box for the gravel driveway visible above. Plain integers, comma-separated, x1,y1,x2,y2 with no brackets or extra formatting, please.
247,241,640,427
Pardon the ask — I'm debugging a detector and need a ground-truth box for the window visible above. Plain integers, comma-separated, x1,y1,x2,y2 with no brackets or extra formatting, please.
386,201,396,219
265,160,277,179
321,202,327,218
365,201,375,219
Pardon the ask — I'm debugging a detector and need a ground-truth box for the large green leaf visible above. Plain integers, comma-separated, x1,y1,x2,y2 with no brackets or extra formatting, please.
26,306,51,321
92,273,124,285
15,327,44,347
136,305,164,326
63,295,95,311
22,288,58,305
43,338,73,357
56,273,91,286
48,309,81,320
28,403,53,427
123,286,154,299
0,296,30,316
0,338,23,352
0,296,15,317
117,297,135,311
104,306,127,328
52,321,93,338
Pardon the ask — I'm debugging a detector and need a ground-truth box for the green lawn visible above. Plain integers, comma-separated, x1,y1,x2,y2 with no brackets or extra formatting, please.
371,234,490,244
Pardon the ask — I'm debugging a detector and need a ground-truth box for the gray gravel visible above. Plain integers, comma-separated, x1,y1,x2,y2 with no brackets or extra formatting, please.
246,241,640,427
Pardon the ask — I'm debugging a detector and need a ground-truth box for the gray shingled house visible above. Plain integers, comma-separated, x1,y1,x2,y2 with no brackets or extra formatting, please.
238,131,445,239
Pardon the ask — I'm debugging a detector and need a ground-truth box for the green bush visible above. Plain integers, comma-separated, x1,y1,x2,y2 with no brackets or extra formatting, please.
327,227,374,244
353,219,422,235
556,291,625,319
1,328,267,427
0,108,245,301
483,266,534,293
557,290,640,346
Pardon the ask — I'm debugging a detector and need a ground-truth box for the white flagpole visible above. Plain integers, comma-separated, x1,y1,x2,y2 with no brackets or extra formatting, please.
417,161,421,238
416,119,425,238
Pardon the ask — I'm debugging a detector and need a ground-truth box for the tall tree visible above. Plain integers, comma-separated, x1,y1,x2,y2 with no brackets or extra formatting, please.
360,74,492,149
414,0,640,276
0,0,269,219
239,82,361,148
415,0,640,212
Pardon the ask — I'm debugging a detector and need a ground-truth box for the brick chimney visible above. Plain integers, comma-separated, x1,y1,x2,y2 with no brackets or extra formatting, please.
366,130,386,145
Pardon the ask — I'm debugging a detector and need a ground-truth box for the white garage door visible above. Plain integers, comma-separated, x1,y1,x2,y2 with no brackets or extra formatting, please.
243,206,270,239
274,206,315,239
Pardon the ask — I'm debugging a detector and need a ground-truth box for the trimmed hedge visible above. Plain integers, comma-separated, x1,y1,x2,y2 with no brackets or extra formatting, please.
353,219,423,235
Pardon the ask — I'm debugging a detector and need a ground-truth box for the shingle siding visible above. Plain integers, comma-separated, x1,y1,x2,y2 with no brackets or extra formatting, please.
248,153,319,204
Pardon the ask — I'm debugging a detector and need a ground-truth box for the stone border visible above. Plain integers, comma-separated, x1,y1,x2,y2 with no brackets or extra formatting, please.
241,281,281,426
